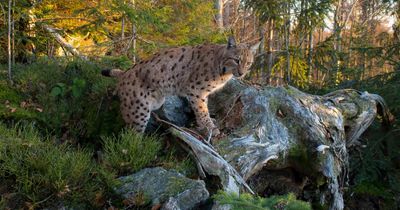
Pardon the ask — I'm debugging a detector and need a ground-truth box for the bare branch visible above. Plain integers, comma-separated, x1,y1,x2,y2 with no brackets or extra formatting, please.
42,24,88,60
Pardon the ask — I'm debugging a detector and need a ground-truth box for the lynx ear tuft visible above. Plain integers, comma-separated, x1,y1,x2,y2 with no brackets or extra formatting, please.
227,36,236,49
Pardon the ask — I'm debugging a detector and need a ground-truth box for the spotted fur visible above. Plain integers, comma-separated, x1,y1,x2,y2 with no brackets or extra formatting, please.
103,37,259,136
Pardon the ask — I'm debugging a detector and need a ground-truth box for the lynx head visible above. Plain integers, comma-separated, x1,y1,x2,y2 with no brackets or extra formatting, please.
221,36,260,78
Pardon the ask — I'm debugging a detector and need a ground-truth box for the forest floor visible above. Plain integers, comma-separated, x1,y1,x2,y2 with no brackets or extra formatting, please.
0,58,399,209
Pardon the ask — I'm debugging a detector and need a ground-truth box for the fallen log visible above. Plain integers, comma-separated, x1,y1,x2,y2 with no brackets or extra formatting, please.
158,79,392,210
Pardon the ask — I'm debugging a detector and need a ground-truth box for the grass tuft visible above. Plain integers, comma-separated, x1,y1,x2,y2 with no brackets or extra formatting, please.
213,191,311,210
102,129,162,175
0,123,115,209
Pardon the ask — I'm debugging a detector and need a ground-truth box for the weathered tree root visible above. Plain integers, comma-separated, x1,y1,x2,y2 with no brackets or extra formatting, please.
160,79,392,210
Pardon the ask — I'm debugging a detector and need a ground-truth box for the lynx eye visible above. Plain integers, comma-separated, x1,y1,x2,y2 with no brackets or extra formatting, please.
231,57,240,65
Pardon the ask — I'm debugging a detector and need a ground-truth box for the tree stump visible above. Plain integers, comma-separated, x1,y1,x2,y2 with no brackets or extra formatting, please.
158,79,392,210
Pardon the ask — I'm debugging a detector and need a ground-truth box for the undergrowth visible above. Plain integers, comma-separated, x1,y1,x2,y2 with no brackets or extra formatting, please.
0,123,117,209
214,191,311,210
307,71,400,208
102,129,162,175
348,72,400,208
0,57,129,146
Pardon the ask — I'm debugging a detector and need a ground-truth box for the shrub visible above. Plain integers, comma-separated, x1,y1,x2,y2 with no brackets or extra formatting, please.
0,58,126,144
102,129,162,175
0,123,115,209
214,191,311,210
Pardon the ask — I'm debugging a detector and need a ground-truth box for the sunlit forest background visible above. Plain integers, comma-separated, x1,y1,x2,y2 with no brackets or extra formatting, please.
0,0,399,209
1,0,399,87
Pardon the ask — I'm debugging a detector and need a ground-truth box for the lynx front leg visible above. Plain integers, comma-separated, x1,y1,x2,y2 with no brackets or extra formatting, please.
188,96,220,137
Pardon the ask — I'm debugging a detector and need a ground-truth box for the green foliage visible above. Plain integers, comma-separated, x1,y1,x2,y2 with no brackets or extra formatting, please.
0,78,40,122
272,55,309,88
214,191,311,210
102,129,162,175
349,126,400,208
4,59,124,142
98,56,133,70
0,123,116,209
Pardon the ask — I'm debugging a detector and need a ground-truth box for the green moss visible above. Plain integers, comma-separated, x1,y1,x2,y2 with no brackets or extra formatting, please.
0,81,40,122
288,145,316,175
0,81,21,103
166,177,191,195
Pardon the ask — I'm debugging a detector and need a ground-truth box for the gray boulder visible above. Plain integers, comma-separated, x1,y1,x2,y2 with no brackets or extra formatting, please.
115,167,209,210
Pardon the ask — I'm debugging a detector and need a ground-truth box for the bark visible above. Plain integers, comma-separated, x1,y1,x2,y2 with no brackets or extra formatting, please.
132,24,137,63
11,0,15,65
158,79,392,210
333,0,343,84
131,0,136,63
308,30,314,82
215,0,224,30
265,19,274,84
7,0,12,83
222,0,230,28
121,16,125,39
285,2,291,84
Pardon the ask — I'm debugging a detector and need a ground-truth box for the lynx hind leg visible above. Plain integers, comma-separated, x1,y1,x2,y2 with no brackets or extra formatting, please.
120,95,152,133
188,96,220,137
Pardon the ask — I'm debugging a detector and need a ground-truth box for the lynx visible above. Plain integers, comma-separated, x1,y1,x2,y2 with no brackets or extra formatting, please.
102,37,259,136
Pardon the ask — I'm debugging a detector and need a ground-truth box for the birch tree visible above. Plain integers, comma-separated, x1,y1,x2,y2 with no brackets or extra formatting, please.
215,0,224,30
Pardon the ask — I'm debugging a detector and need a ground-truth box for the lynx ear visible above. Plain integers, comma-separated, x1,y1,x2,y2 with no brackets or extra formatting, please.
227,36,236,49
250,42,261,54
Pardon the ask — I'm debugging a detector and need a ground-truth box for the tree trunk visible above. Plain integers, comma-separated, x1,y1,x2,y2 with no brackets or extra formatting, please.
121,16,125,39
215,0,224,30
11,0,15,65
223,0,230,28
131,0,136,63
132,23,137,63
285,1,291,84
7,0,12,83
333,0,343,84
258,26,266,82
308,30,314,82
265,19,274,84
360,0,369,80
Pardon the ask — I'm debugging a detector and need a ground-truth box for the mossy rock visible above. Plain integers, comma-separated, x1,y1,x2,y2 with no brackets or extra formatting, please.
115,167,209,209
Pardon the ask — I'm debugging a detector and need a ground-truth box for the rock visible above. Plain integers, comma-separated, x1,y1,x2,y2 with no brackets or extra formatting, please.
162,197,181,210
115,167,209,210
160,96,192,127
211,203,231,210
147,96,192,132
